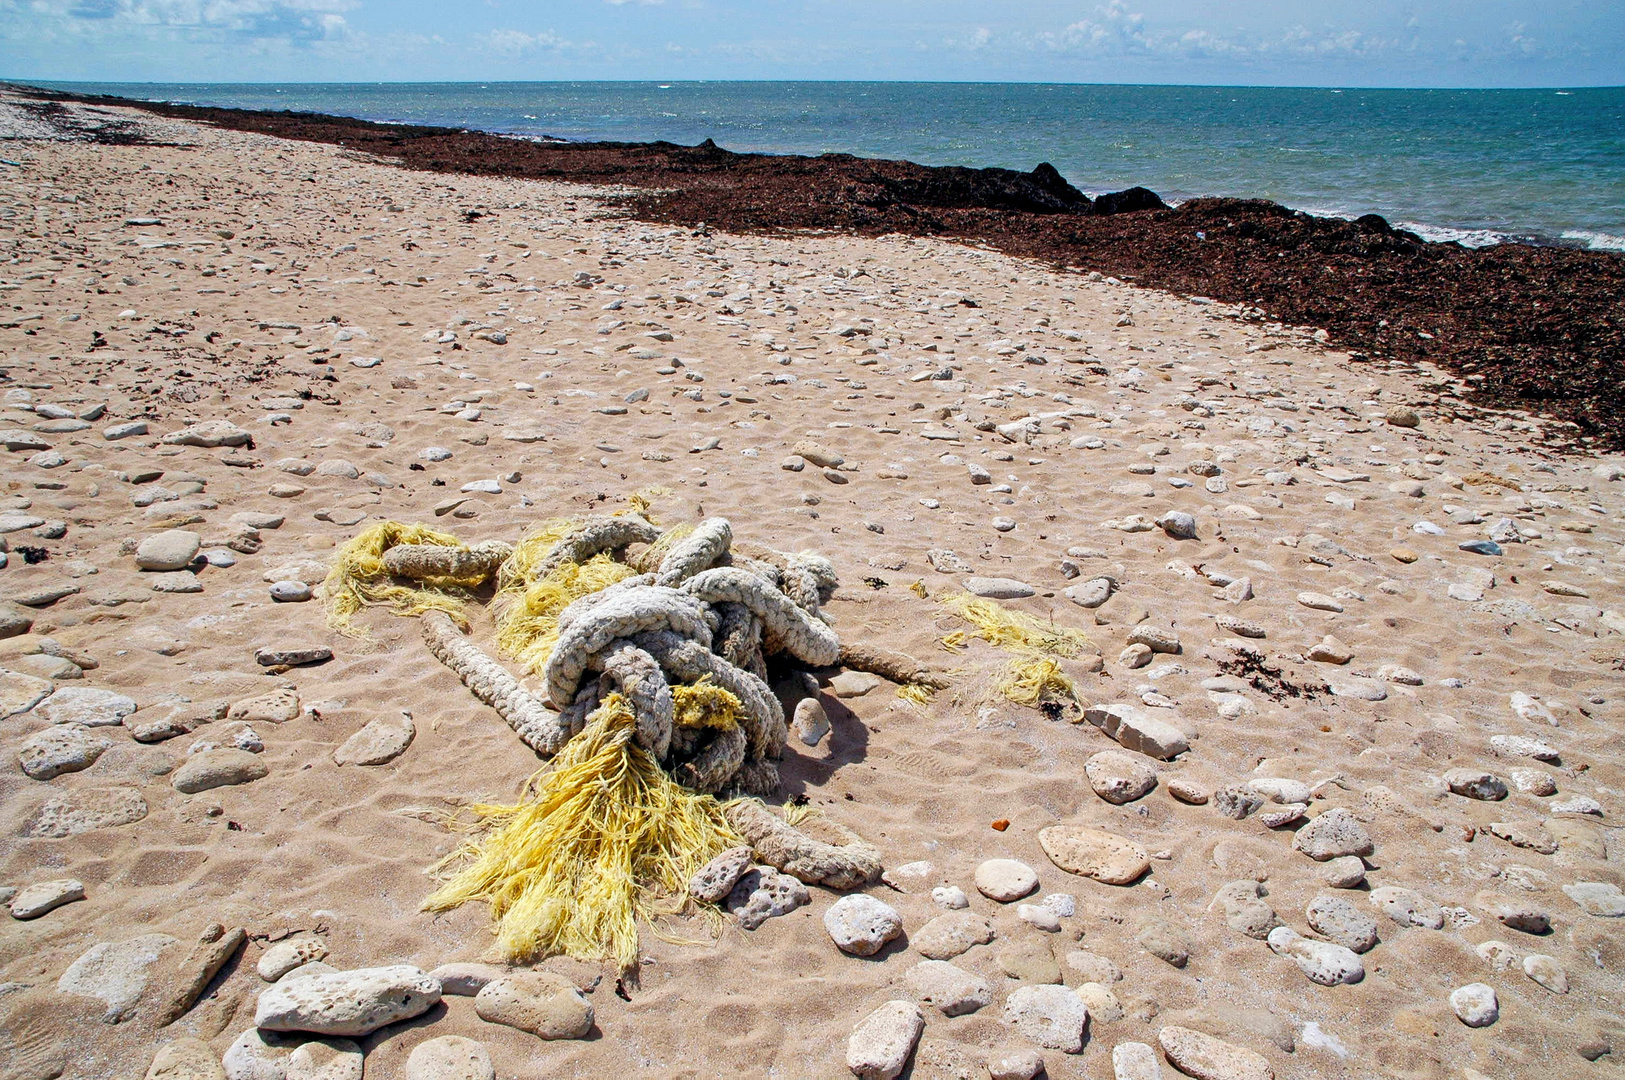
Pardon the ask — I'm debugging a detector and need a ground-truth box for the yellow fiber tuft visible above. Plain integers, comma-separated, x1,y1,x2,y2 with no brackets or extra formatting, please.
622,486,674,522
939,593,1092,657
996,655,1079,708
322,520,480,637
909,579,929,599
896,683,936,705
494,551,634,677
672,680,743,730
424,693,742,971
939,629,969,652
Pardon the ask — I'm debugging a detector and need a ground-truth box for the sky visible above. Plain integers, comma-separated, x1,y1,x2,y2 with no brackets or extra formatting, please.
0,0,1620,87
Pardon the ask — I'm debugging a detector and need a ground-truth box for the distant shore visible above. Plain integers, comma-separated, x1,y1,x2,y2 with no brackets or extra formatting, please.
9,80,1623,452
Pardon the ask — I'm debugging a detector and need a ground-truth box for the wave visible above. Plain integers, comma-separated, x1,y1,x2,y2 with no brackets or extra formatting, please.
1561,230,1625,252
1393,221,1511,249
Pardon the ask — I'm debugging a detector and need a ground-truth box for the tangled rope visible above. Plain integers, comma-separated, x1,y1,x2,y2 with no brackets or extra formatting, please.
322,499,920,967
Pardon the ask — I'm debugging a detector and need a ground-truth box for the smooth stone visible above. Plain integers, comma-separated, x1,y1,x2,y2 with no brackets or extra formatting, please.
1563,881,1625,917
1370,886,1445,929
229,688,301,724
1508,769,1557,795
726,866,810,929
1444,769,1507,800
1064,576,1114,608
1083,702,1189,759
880,861,935,893
976,858,1039,902
57,932,178,1022
847,1000,923,1080
1075,981,1124,1023
1157,1026,1274,1080
905,960,992,1016
1111,1042,1164,1080
162,420,250,447
1137,917,1190,967
998,937,1062,984
222,1030,358,1080
136,530,202,571
332,714,414,766
1085,749,1157,804
285,1039,363,1080
913,912,995,960
1039,825,1150,885
257,937,329,981
18,723,111,779
474,972,592,1039
1208,880,1280,939
406,1036,495,1080
173,748,267,793
8,877,85,919
690,846,754,904
1003,983,1088,1053
256,965,442,1036
1523,954,1568,994
1018,903,1061,932
828,671,882,698
824,894,904,956
1168,778,1210,805
26,786,148,836
966,576,1035,599
255,646,332,666
1476,891,1550,934
146,1037,227,1080
35,685,137,726
1292,808,1373,861
1156,511,1198,539
1306,894,1379,952
1063,949,1124,986
931,885,969,909
427,962,507,997
793,697,831,746
0,669,59,717
988,1048,1046,1080
1450,983,1499,1027
270,581,313,603
1296,591,1344,612
1267,926,1364,985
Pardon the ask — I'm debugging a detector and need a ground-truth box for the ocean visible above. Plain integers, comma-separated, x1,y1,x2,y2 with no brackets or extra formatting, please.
28,80,1625,251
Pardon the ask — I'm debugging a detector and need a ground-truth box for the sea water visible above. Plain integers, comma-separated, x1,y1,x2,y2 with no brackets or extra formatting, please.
28,80,1625,251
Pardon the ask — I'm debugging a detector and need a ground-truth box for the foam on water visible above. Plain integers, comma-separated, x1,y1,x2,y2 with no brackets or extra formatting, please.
1562,230,1625,252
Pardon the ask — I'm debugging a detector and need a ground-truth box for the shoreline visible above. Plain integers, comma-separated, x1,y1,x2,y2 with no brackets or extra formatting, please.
10,80,1625,455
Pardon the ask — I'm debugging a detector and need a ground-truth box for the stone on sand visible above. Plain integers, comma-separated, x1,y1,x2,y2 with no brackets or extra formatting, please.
1002,983,1088,1052
172,748,267,793
846,1000,922,1079
1157,1026,1274,1080
824,894,904,956
406,1036,495,1080
1039,825,1149,885
975,858,1039,902
255,965,442,1036
474,971,592,1040
58,933,178,1022
332,713,415,766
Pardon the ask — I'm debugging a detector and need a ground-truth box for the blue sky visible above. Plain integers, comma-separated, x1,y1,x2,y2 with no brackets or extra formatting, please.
1,0,1620,86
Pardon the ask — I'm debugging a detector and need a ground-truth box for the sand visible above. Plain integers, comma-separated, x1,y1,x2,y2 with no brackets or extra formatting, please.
1,94,1623,1080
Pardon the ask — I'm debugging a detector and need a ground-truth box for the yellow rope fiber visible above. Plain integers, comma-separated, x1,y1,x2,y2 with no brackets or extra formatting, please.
424,693,744,970
938,593,1093,657
996,655,1079,707
672,679,745,730
489,520,640,677
322,521,482,636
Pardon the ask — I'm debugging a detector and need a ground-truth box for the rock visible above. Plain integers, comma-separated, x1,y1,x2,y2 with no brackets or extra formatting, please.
0,668,54,716
1306,636,1352,664
931,885,969,909
1215,615,1266,638
1370,886,1445,929
406,1036,495,1080
1156,511,1197,539
1168,778,1210,804
255,646,332,667
1110,1042,1164,1080
1062,949,1123,986
1486,820,1557,854
173,748,267,793
35,685,137,726
1003,983,1088,1052
846,1000,922,1079
1523,954,1568,994
1475,939,1518,972
824,895,904,956
427,962,506,997
905,960,991,1016
690,846,754,903
26,786,148,836
162,420,250,447
913,911,995,960
1075,981,1123,1024
1450,983,1498,1027
1017,903,1061,932
1213,784,1265,820
1083,702,1189,759
1296,592,1344,613
828,671,882,698
0,601,35,639
229,688,300,724
792,440,844,468
1292,808,1373,861
1267,927,1364,985
8,877,85,919
1306,895,1378,952
18,723,111,779
255,965,441,1036
1490,734,1559,762
1208,880,1280,939
998,937,1061,983
966,576,1035,599
880,861,934,893
976,858,1039,902
793,697,830,746
146,1037,227,1080
1085,750,1157,804
1444,769,1507,800
987,1048,1046,1080
1476,892,1550,934
1039,825,1149,885
1064,577,1114,608
726,866,810,929
137,530,202,571
332,714,414,766
1137,917,1190,967
57,932,178,1022
1157,1026,1274,1080
1120,643,1153,668
285,1039,363,1080
474,971,593,1040
258,937,329,981
1563,881,1625,917
1126,625,1180,654
1508,768,1556,796
270,581,313,603
222,1029,358,1080
156,924,248,1026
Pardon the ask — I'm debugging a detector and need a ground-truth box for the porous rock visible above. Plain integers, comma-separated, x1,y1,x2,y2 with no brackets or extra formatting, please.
1157,1026,1274,1080
406,1036,495,1080
473,971,592,1040
905,960,991,1016
690,846,754,904
1085,749,1157,804
824,894,904,956
1002,983,1089,1053
1266,927,1364,985
1039,825,1149,885
254,964,441,1036
913,911,995,960
846,999,923,1079
1292,808,1373,861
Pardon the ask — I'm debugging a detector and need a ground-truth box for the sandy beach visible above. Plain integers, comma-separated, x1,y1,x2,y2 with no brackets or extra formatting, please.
2,93,1624,1080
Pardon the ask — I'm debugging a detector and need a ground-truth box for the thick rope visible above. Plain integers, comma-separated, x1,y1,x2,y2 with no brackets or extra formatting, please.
421,610,571,756
725,800,882,890
384,539,514,580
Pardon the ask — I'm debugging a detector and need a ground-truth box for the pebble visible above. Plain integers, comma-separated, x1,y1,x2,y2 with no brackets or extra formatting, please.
1003,983,1088,1052
173,747,268,792
931,885,969,910
904,960,991,1016
976,858,1039,902
1156,510,1198,539
1039,824,1150,885
57,932,177,1022
145,1037,226,1080
792,697,830,746
1292,808,1373,861
846,1000,923,1080
1017,903,1061,932
1208,880,1280,939
690,846,754,903
1296,591,1344,612
136,529,201,571
991,516,1016,532
1158,1025,1274,1080
332,713,415,766
824,894,904,956
257,937,329,981
1083,702,1189,759
1523,954,1568,994
8,877,85,919
1442,768,1508,800
1213,784,1265,820
1167,778,1210,804
25,785,149,837
1508,768,1557,796
1476,892,1550,934
286,1039,363,1079
1075,981,1124,1023
255,646,332,666
270,581,313,603
1085,749,1158,804
1563,881,1625,917
474,971,593,1040
256,965,442,1036
1490,733,1559,761
1267,926,1364,985
18,723,111,779
1110,1042,1164,1080
1369,886,1445,929
726,866,810,929
1486,820,1557,854
913,911,995,960
162,420,251,447
35,685,135,727
406,1036,495,1080
966,576,1035,599
1137,917,1190,967
1449,983,1499,1027
427,962,506,997
987,1048,1046,1080
1064,949,1123,985
1306,894,1378,952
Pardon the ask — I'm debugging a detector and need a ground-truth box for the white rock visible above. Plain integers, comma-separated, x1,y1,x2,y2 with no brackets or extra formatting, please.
1111,1042,1165,1080
257,937,329,981
57,932,177,1021
904,960,991,1016
254,965,441,1036
1002,983,1088,1052
331,714,415,766
8,877,85,919
1449,983,1499,1027
824,895,904,956
406,1036,495,1080
1523,954,1568,994
975,858,1039,902
846,1000,923,1079
17,723,111,779
931,885,969,910
1266,926,1364,985
136,530,201,571
35,686,137,726
427,962,506,997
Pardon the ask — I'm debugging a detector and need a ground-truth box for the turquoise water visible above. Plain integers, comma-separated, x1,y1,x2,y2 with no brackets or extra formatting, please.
29,80,1625,250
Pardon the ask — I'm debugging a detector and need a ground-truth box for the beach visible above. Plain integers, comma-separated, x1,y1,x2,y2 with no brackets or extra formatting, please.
1,91,1624,1080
